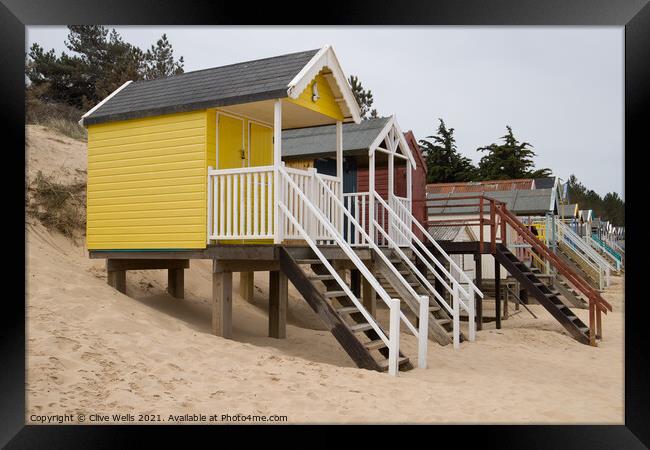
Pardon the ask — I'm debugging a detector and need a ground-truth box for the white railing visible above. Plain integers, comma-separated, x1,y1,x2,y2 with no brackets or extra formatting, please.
555,219,611,289
207,165,275,241
208,165,343,243
278,167,427,375
313,171,343,244
587,235,622,271
390,195,411,247
316,174,428,367
376,192,484,348
342,192,370,247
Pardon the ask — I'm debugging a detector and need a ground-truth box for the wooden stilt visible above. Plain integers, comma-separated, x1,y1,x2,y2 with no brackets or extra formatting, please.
494,258,501,329
361,276,376,316
212,263,232,338
107,270,126,294
596,307,602,340
239,271,254,303
269,270,288,339
167,268,184,299
474,253,483,331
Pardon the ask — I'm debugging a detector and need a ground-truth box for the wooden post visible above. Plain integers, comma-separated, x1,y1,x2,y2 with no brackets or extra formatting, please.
494,258,501,329
503,282,509,319
350,269,361,297
107,270,126,294
474,253,483,331
167,268,184,299
269,270,288,339
361,276,376,316
212,262,232,338
239,271,254,303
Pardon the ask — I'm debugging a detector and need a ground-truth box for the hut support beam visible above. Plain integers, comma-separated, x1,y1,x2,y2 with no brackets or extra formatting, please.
495,258,501,330
167,268,184,299
107,270,126,294
240,271,254,303
269,270,288,339
212,263,233,338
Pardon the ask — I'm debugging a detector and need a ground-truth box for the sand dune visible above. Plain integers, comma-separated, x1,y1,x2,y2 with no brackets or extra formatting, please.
25,125,624,424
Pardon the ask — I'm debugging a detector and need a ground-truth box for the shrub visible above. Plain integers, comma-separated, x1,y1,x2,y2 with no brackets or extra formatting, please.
26,87,87,141
27,171,86,241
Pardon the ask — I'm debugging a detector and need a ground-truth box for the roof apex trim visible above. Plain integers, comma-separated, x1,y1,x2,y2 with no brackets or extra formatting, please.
367,116,417,166
286,45,362,124
79,80,132,126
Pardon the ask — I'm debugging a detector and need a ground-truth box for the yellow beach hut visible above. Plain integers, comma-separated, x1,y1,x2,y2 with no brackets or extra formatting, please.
81,46,360,250
82,45,483,375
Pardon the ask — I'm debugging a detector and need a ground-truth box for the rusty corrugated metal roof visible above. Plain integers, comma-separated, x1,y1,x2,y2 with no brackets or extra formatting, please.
426,179,535,194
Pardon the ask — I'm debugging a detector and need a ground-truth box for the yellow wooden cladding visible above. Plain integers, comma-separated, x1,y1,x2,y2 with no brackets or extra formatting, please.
87,107,279,250
287,72,344,121
87,110,208,249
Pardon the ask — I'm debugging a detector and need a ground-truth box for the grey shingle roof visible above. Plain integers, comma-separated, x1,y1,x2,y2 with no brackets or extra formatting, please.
534,177,556,189
427,188,556,216
282,117,390,158
83,49,320,125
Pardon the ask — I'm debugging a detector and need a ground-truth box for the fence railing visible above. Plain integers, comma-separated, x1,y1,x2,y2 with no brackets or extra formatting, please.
207,165,343,243
378,193,484,348
555,219,611,289
278,167,426,375
207,165,275,241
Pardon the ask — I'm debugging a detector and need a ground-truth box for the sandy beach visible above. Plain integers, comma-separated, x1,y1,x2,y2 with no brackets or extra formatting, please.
25,125,624,424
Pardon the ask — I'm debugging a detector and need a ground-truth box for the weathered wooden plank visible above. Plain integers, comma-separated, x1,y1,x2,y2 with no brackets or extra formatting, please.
212,265,232,338
361,276,376,316
213,260,279,272
107,258,189,271
239,271,255,303
107,270,126,294
495,258,501,329
268,271,288,339
278,248,381,371
167,268,184,299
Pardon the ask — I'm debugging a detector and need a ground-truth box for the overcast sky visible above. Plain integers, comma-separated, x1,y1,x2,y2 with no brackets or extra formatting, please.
26,26,624,197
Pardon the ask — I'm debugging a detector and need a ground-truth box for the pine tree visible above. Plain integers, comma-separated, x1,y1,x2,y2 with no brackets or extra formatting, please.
348,75,378,120
476,126,551,180
144,34,185,80
419,119,476,183
25,26,185,110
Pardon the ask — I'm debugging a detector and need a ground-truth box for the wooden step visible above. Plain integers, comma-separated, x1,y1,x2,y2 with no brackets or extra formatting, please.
337,306,358,315
436,318,451,326
364,339,386,350
323,290,347,299
296,259,324,265
308,274,335,281
429,305,441,312
377,356,409,369
349,323,373,333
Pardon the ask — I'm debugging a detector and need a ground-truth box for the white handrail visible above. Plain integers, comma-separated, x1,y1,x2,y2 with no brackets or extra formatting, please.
557,220,614,271
377,193,483,300
587,235,621,271
279,167,404,375
315,174,428,365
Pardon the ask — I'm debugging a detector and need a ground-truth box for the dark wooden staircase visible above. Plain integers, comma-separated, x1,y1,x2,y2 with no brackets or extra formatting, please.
279,247,413,373
374,252,460,346
552,274,589,309
494,244,591,344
